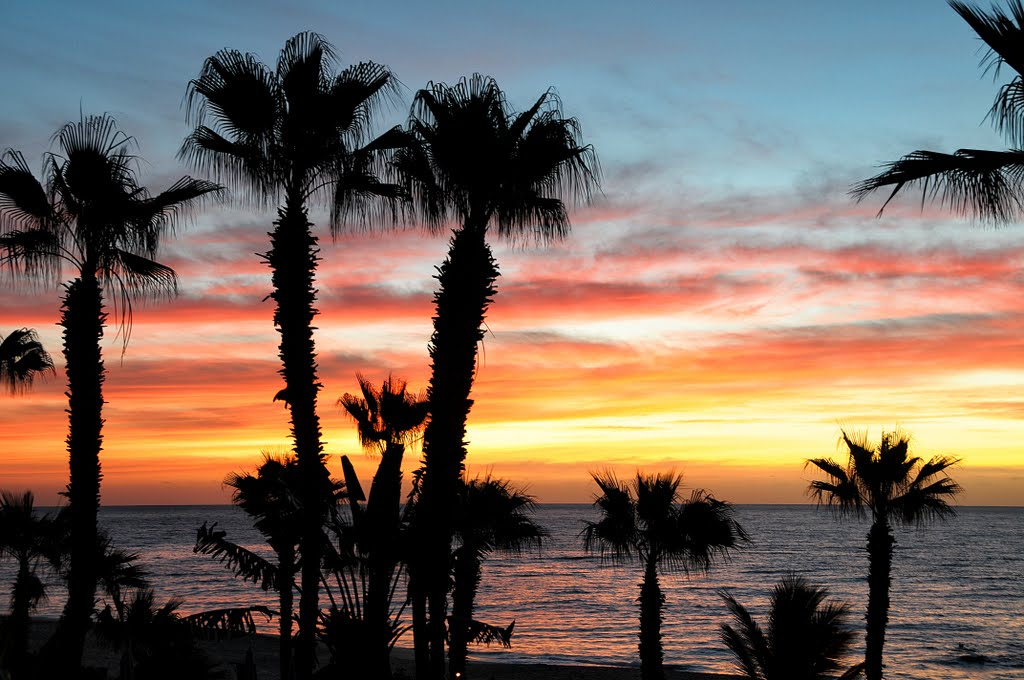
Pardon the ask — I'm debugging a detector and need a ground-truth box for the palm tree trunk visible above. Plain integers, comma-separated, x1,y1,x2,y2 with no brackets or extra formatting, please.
265,198,330,680
864,519,895,680
408,565,429,678
60,273,106,672
416,224,498,678
7,561,34,677
365,441,405,679
279,545,295,680
448,548,482,678
638,557,665,680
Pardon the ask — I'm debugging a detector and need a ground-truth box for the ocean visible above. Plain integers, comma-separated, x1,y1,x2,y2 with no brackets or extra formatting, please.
4,504,1021,679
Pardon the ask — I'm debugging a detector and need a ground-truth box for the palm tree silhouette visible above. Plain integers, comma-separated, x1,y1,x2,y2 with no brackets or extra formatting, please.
582,471,746,680
807,429,961,680
181,34,405,677
448,475,545,679
720,574,864,680
0,491,62,678
337,373,428,678
0,114,218,671
853,1,1024,220
0,328,54,394
195,454,311,680
394,73,599,675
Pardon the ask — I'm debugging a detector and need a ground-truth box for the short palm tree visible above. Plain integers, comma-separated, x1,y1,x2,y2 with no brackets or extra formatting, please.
0,328,54,394
807,429,961,680
337,373,428,678
448,475,545,679
0,491,62,678
582,471,747,680
853,1,1024,221
0,114,219,671
182,35,405,677
394,74,599,675
720,574,864,680
195,454,306,680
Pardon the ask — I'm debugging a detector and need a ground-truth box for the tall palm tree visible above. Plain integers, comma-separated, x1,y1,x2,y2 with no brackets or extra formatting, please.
337,373,428,678
0,328,54,394
394,74,599,675
181,34,405,678
720,574,864,680
807,429,961,680
0,114,219,671
448,475,545,679
853,1,1024,221
582,471,747,680
0,491,62,678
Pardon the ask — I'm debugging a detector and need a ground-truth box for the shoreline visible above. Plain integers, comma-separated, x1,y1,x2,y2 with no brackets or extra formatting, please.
26,618,736,679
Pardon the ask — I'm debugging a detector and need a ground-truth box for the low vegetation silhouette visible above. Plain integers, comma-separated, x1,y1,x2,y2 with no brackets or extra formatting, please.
720,574,864,680
807,429,961,680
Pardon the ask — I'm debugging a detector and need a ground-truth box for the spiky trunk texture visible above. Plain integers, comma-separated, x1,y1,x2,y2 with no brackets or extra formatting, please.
279,544,295,680
265,197,330,680
60,273,106,672
365,441,405,679
447,548,482,678
638,557,665,680
864,520,894,680
415,224,498,678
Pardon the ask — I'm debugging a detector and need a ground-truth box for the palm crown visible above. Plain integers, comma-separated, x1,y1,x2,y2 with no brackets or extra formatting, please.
807,430,961,524
0,114,218,329
181,32,405,227
396,73,600,240
583,471,746,572
339,373,429,454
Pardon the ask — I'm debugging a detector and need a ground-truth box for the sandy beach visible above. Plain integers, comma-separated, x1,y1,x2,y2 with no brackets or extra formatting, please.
26,618,735,680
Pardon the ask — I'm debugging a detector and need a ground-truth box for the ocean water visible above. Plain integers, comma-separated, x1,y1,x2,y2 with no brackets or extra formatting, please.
4,504,1021,679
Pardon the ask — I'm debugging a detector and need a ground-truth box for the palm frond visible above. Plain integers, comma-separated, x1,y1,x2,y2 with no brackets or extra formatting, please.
851,148,1024,223
112,249,178,298
581,470,637,560
950,0,1024,77
988,76,1024,147
0,150,53,229
194,522,279,591
183,605,275,640
0,228,64,281
447,615,514,649
0,327,55,394
669,491,747,575
720,592,767,680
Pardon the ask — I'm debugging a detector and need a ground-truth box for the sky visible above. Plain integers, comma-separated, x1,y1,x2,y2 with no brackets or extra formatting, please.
1,0,1023,505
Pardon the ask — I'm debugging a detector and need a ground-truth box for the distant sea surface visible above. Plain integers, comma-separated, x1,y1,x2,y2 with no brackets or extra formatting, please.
7,505,1021,679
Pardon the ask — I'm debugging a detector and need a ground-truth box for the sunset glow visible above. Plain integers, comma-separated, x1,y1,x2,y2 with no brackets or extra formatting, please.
2,0,1023,506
